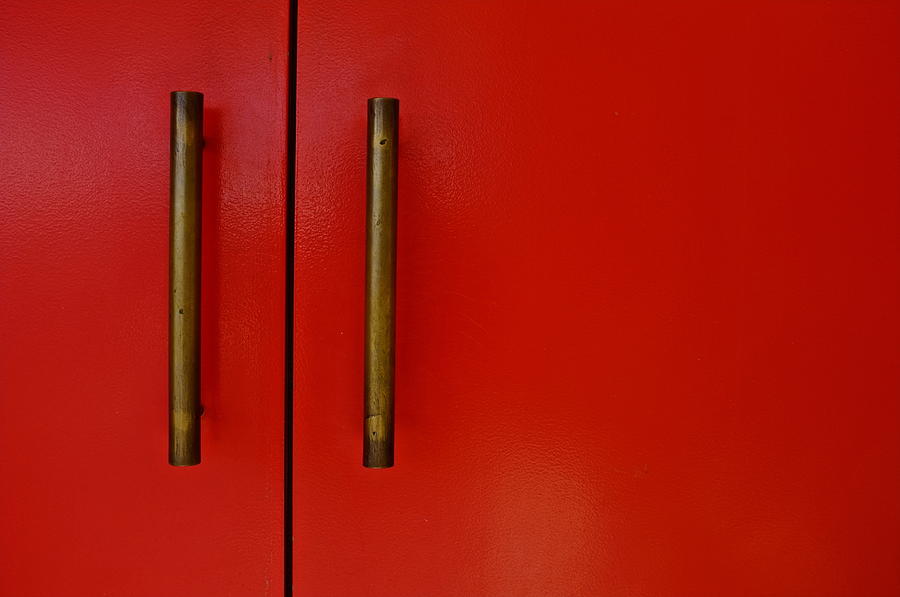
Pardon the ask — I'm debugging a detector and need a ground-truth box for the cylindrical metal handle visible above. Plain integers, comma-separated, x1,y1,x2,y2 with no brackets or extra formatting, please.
364,97,399,468
169,91,203,466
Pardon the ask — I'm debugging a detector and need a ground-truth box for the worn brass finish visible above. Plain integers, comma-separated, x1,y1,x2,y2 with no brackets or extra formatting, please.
364,97,399,468
169,91,203,466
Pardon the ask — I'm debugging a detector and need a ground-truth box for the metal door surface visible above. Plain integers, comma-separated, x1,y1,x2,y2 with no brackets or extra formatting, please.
0,1,288,595
293,2,900,596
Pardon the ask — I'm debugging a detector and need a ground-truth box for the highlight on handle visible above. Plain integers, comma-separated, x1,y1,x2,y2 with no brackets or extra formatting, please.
169,91,203,466
364,97,399,468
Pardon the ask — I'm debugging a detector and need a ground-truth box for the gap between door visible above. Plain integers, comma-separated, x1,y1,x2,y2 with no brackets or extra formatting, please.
285,0,298,594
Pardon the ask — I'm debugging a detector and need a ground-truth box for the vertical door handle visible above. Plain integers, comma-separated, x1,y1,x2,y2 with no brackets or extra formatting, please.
364,97,399,468
169,91,203,466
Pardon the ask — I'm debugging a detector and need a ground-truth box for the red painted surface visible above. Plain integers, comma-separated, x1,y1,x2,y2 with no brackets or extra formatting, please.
295,2,900,596
0,1,287,596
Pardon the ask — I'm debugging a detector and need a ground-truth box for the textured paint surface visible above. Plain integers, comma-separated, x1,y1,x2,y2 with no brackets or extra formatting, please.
295,2,900,596
0,1,287,595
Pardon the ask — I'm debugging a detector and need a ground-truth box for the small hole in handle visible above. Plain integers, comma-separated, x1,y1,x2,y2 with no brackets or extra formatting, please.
379,139,387,145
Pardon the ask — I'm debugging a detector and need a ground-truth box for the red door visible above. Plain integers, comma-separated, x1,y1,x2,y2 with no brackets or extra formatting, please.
294,2,900,596
3,1,899,596
0,1,287,595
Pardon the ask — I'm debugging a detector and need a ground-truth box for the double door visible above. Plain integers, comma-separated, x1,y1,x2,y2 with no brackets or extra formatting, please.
2,1,899,596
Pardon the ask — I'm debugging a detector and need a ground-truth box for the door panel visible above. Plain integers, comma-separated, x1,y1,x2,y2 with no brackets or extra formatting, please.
294,2,900,596
0,1,287,595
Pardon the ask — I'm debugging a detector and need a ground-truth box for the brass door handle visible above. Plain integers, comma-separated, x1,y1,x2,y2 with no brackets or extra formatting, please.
169,91,203,466
364,98,399,468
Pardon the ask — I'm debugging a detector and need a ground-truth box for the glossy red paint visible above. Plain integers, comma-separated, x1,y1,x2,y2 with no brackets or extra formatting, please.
294,2,900,596
0,1,287,595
